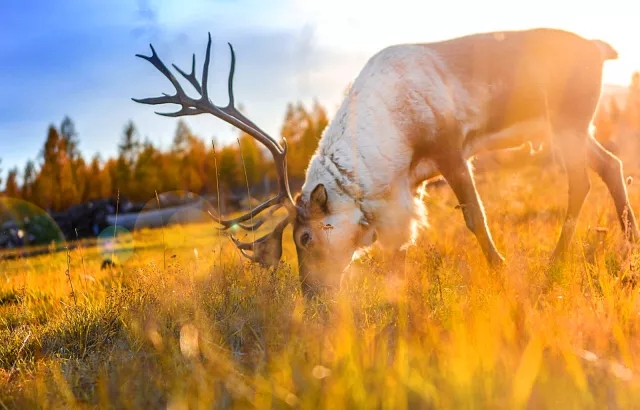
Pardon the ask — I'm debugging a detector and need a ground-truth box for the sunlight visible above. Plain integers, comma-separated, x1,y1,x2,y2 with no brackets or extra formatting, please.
5,2,640,407
292,0,640,86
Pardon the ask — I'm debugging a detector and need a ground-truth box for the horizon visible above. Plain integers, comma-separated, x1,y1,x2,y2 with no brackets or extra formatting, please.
2,0,640,174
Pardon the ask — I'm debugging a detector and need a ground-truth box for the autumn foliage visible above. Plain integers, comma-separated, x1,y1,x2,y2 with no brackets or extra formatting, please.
1,100,329,213
2,71,640,213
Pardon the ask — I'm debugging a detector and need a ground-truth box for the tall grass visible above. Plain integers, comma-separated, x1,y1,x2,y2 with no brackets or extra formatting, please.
0,164,639,409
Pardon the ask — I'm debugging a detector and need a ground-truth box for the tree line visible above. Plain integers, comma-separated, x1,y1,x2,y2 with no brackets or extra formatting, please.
3,71,640,214
1,99,329,213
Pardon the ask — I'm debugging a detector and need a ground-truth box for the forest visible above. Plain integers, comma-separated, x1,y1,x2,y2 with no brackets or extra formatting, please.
2,72,640,214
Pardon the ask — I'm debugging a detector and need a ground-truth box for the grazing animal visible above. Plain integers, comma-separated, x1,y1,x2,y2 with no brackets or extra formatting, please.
133,28,638,296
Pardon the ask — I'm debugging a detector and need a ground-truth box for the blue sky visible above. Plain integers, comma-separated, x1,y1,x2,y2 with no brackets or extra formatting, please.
2,0,640,176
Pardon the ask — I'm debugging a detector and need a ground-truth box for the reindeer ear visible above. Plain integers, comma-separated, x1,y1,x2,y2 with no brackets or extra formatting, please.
310,184,329,213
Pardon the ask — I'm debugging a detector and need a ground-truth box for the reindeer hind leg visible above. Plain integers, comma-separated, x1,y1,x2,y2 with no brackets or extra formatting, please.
549,128,592,263
587,135,639,242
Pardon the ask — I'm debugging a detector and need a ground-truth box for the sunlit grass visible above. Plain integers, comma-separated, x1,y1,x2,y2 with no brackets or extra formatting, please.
1,164,640,409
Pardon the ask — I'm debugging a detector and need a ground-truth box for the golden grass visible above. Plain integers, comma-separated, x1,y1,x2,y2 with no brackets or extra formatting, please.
1,163,640,409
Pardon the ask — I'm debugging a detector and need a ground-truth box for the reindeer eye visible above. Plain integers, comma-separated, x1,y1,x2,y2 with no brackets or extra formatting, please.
300,232,312,247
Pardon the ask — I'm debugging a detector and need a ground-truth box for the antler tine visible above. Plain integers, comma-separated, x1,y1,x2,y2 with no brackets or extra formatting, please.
208,211,267,231
222,43,281,153
134,44,186,100
172,54,202,95
208,195,286,229
132,44,205,117
235,218,267,231
208,203,281,232
227,216,290,269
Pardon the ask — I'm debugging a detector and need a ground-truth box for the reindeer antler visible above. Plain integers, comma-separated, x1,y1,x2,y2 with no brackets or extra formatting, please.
133,33,297,268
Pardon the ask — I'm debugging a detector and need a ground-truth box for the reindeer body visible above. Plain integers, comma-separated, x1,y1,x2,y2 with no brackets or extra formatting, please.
298,28,638,270
135,27,638,296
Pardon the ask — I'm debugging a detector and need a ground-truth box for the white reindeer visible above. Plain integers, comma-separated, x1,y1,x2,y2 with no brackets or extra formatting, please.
134,28,638,296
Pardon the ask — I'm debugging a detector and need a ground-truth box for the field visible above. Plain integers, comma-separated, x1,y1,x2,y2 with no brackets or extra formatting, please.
1,162,640,409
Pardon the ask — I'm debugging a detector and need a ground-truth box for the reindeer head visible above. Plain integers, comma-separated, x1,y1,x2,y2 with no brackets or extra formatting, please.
133,33,372,296
291,180,379,295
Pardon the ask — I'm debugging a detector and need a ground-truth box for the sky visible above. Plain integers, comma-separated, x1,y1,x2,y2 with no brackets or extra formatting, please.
2,0,640,176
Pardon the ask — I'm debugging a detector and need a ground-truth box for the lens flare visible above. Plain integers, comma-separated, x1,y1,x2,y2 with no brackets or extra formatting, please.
133,190,217,252
97,225,134,264
0,197,65,249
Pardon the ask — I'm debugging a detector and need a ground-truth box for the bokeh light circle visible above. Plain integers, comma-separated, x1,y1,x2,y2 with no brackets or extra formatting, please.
0,196,66,250
97,225,134,264
132,190,217,253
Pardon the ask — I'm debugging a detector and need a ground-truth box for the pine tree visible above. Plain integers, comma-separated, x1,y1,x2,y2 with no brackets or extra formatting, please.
85,154,103,201
157,152,180,194
36,125,63,210
60,116,80,160
74,156,88,203
97,158,113,199
279,100,328,181
132,139,161,202
4,167,19,198
114,155,132,198
172,120,192,156
22,160,35,202
119,120,141,167
58,152,79,210
187,134,208,193
115,121,141,198
279,102,307,180
218,145,240,193
237,132,264,188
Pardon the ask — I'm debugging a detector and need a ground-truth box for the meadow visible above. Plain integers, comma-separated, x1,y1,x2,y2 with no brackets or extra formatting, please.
1,160,640,409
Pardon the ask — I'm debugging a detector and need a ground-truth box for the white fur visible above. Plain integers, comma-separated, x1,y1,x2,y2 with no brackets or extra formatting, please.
300,45,436,252
298,43,541,254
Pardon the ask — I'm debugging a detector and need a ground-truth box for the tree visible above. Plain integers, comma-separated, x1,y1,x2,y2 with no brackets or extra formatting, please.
279,100,328,181
22,160,35,202
237,132,265,189
118,120,141,167
60,116,80,160
132,139,161,202
41,125,61,169
279,102,307,180
218,145,240,193
114,155,132,198
172,119,193,156
113,121,141,198
102,158,119,199
58,154,79,210
299,98,328,165
154,151,178,193
74,156,88,203
35,125,63,210
4,167,19,198
85,155,104,201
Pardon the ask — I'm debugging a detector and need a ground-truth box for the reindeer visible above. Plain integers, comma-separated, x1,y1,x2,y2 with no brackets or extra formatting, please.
133,28,639,296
